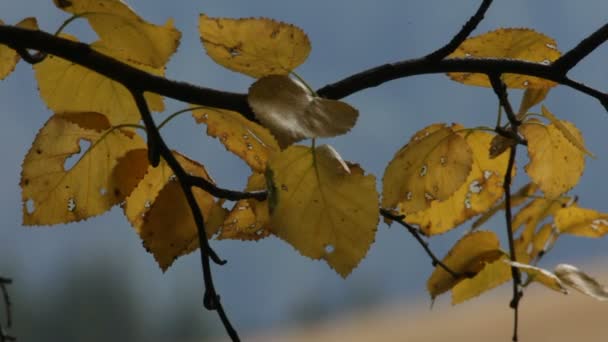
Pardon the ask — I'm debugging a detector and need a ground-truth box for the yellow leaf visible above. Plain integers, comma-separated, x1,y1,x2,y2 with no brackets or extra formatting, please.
53,0,180,67
192,106,279,172
488,134,516,159
217,173,271,241
248,75,358,148
34,36,164,125
451,255,512,304
199,15,310,78
472,182,538,230
518,87,550,117
520,120,585,198
554,206,608,238
21,112,146,225
382,123,473,214
0,17,39,79
268,144,378,277
447,28,561,88
531,223,558,259
124,151,225,270
427,231,503,300
406,131,510,235
508,261,567,294
540,106,594,157
512,197,568,253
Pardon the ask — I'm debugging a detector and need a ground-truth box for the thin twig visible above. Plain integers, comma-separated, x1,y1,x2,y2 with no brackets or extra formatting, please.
130,90,239,341
425,0,493,61
187,176,267,201
489,76,523,342
379,209,464,279
553,22,608,74
0,277,15,342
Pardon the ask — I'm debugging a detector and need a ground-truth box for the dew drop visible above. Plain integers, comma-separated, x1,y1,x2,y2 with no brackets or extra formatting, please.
67,197,76,212
25,199,35,214
324,244,335,254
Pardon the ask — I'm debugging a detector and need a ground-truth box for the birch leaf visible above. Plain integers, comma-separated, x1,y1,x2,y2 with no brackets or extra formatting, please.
555,264,608,301
508,261,567,294
268,144,378,277
540,106,594,157
554,206,608,238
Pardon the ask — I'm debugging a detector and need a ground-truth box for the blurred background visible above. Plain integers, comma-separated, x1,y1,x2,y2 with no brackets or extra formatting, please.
1,1,607,341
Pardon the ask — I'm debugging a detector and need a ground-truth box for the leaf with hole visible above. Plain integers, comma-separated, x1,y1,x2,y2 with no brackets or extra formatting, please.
382,123,473,214
21,112,145,225
199,15,310,78
447,28,561,88
267,144,378,277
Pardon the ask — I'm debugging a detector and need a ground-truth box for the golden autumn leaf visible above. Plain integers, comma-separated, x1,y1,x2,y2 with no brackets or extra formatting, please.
217,173,271,241
0,17,38,80
406,131,510,235
192,106,279,172
382,123,473,214
34,37,164,125
518,87,550,117
124,151,225,270
512,197,569,253
199,15,310,78
554,206,608,238
451,255,511,304
540,106,594,157
530,223,558,259
427,231,503,299
508,261,568,294
53,0,180,67
520,119,585,198
248,75,358,148
447,28,561,88
267,144,378,277
21,112,146,225
472,182,538,229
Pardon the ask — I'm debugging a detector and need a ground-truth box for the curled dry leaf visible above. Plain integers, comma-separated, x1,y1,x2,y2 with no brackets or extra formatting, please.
447,28,561,88
21,112,145,225
427,231,503,300
54,0,181,67
406,131,510,235
382,123,473,214
34,36,164,125
192,106,279,172
520,119,585,199
268,144,378,277
554,264,608,301
199,15,310,78
248,75,359,148
507,261,568,294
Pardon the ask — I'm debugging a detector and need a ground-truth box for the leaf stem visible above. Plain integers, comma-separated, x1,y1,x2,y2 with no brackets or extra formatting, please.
157,106,206,130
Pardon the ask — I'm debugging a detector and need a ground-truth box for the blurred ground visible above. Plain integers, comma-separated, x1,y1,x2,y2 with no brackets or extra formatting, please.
246,266,608,342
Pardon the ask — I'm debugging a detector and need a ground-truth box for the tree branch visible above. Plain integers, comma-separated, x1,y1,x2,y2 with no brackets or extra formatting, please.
553,22,608,74
425,0,493,61
0,277,15,342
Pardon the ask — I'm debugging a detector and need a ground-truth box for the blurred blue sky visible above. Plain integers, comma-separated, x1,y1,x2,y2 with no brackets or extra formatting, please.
1,0,608,338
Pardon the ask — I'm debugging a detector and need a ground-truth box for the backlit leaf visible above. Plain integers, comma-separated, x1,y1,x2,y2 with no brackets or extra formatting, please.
472,182,538,229
248,75,358,148
555,264,608,301
0,17,38,79
520,119,585,198
508,261,567,294
554,206,608,238
124,151,225,270
199,15,310,78
540,106,594,157
53,0,180,67
518,87,550,117
451,255,512,304
34,37,164,125
447,28,561,88
382,123,473,214
192,106,279,172
268,144,378,277
406,131,510,235
427,231,503,299
217,173,271,241
21,112,145,225
531,223,558,259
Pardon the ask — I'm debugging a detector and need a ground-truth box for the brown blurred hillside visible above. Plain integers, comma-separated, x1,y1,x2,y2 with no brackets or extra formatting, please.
245,268,608,342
